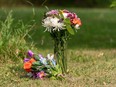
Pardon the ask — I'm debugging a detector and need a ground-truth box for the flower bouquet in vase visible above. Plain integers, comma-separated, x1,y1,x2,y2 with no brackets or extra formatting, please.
42,9,82,75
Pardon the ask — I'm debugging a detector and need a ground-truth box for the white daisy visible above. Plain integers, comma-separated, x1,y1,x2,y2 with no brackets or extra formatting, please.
42,17,65,32
47,54,54,60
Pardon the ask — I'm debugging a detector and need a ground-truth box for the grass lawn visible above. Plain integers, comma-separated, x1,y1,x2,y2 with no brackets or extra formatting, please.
0,49,116,87
0,7,116,87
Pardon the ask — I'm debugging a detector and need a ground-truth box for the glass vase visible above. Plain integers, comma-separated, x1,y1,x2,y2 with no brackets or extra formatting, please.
50,30,68,74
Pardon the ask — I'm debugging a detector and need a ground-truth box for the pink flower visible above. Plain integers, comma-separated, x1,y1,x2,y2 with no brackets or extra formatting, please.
46,10,58,15
62,9,70,13
37,71,46,79
67,13,77,19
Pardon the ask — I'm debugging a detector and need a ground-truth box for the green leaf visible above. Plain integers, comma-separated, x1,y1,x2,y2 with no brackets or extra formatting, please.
50,76,57,80
67,26,74,35
64,18,74,35
34,55,40,61
32,61,42,66
64,18,71,24
66,24,74,35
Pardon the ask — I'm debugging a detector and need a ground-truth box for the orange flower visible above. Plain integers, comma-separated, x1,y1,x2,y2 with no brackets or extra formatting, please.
23,58,36,72
72,18,82,26
24,62,32,72
29,58,36,64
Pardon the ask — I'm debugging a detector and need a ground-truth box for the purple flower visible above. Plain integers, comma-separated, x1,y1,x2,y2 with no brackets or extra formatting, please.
24,58,30,63
38,54,43,59
28,50,34,57
46,10,58,15
32,72,37,78
38,54,47,65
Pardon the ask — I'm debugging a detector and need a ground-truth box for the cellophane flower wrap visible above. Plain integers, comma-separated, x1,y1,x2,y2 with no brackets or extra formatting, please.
23,50,62,79
42,9,82,74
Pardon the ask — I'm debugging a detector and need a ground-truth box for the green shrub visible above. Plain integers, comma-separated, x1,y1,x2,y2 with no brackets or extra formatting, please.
0,11,35,62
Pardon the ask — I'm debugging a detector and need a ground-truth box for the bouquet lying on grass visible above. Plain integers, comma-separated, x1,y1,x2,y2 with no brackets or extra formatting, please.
23,50,62,79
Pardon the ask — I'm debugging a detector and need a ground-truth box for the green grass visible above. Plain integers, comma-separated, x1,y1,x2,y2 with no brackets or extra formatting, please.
0,49,116,87
0,7,116,87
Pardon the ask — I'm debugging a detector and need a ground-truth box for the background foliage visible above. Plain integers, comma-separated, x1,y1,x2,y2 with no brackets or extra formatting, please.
0,0,113,8
0,11,35,62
